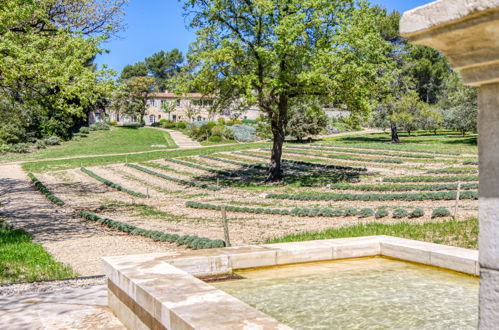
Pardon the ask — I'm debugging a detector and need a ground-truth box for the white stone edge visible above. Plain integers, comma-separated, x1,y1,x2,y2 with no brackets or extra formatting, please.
102,236,479,329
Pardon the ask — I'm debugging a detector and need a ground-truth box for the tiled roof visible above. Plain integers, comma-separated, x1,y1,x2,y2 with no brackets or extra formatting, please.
148,92,214,99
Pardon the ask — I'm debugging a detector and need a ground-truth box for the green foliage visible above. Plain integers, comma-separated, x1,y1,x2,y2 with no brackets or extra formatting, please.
79,127,91,134
309,145,435,159
145,49,184,91
225,124,257,142
120,62,149,80
432,208,452,219
28,173,65,206
410,208,425,218
77,211,224,250
176,122,187,129
375,208,389,219
266,191,478,201
463,161,478,166
285,148,404,164
328,182,479,192
9,143,31,153
358,208,374,218
44,136,61,146
126,163,221,191
111,76,156,120
345,208,358,216
427,168,477,174
208,135,222,143
80,167,147,197
392,208,409,219
287,101,328,140
89,122,110,131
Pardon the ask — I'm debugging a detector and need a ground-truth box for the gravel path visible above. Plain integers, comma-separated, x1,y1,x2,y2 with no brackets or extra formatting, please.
152,127,202,148
0,164,183,276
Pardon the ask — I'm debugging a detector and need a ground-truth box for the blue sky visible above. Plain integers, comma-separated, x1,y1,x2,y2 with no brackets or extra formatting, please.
95,0,432,74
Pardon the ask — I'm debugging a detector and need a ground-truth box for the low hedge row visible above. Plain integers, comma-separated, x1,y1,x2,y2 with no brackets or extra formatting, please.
289,145,435,159
200,155,267,170
383,176,478,183
328,182,479,192
27,173,65,206
77,211,225,249
126,163,221,191
266,191,478,201
463,161,479,165
427,168,477,174
313,144,460,156
282,149,404,164
186,202,446,220
164,158,237,177
234,152,367,172
80,167,147,198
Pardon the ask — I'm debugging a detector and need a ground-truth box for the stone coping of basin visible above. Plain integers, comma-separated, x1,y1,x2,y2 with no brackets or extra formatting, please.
102,236,479,330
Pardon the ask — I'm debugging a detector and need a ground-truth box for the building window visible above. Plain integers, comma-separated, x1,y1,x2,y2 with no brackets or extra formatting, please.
197,116,202,121
95,113,101,121
148,99,155,107
176,99,181,107
172,115,177,122
150,115,156,123
192,99,214,107
158,115,161,120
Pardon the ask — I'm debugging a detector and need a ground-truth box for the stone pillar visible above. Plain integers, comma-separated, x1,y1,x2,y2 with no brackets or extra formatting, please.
400,1,499,328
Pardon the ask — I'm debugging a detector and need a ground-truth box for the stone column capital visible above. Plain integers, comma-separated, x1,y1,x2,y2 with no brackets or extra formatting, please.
400,0,499,86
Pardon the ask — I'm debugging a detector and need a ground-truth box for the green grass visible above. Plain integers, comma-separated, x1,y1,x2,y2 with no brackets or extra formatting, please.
2,127,177,163
266,218,478,249
0,220,76,283
22,142,270,173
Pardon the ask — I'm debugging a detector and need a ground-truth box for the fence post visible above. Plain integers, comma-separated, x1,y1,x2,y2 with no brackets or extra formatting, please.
221,206,231,247
454,182,462,219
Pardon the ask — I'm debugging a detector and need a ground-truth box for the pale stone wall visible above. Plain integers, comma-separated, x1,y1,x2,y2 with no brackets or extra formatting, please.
401,2,499,328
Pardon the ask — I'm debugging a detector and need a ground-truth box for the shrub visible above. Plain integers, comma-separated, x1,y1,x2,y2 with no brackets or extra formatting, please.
151,122,162,127
161,120,175,129
9,143,31,153
0,144,9,154
410,208,425,218
80,167,147,197
227,119,243,126
122,123,142,128
392,208,409,219
344,208,358,216
79,127,91,134
383,176,478,183
28,173,64,206
108,121,117,126
34,140,47,150
208,135,222,143
375,208,389,219
226,124,257,142
432,207,451,219
211,125,224,137
175,122,187,129
89,122,110,131
358,208,374,218
44,136,61,145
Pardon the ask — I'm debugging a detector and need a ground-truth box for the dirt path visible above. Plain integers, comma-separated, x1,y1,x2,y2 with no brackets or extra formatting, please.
0,164,183,276
152,127,202,148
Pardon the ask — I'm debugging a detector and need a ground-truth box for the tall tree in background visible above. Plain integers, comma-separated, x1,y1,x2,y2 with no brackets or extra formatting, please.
145,49,184,91
111,76,155,123
120,62,149,80
181,0,389,181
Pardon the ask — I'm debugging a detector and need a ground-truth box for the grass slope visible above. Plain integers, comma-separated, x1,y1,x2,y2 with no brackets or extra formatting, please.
0,221,76,283
267,218,478,249
2,127,177,163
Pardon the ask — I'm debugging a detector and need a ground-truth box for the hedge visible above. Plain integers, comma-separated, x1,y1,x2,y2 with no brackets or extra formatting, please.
313,144,461,156
288,145,435,159
186,201,348,217
383,176,478,183
164,158,237,177
234,152,367,172
463,161,479,165
27,173,65,206
432,208,452,219
282,149,404,164
328,182,479,192
266,191,478,201
200,155,267,170
77,211,225,249
126,163,221,191
80,167,147,198
427,168,478,174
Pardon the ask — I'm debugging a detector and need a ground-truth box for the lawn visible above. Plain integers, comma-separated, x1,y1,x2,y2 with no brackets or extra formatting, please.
266,218,478,249
1,127,177,163
0,220,76,284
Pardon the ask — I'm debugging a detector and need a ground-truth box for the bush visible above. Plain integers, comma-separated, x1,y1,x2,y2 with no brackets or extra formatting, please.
108,121,117,126
89,122,110,131
79,127,91,134
44,136,61,145
34,140,47,150
150,122,162,127
432,207,451,219
226,124,257,142
344,208,358,216
176,122,187,129
375,208,389,219
208,135,222,143
211,125,224,137
227,119,243,126
9,143,31,153
358,208,374,218
410,208,425,218
392,208,409,219
161,120,175,128
28,173,64,206
121,123,142,128
0,144,9,154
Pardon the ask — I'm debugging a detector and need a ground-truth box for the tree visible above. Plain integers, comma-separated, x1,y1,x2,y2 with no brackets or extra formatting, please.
181,0,389,181
111,76,155,122
145,49,184,91
121,62,149,80
161,100,177,121
437,72,477,136
287,101,328,141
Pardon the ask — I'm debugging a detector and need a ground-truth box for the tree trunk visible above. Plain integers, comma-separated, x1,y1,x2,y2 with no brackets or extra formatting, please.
266,95,288,182
391,123,401,143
